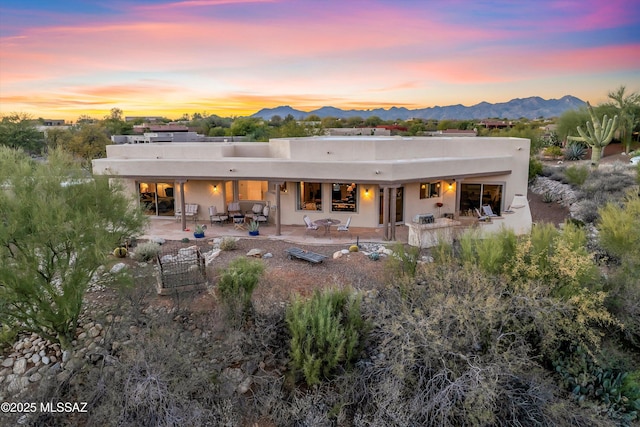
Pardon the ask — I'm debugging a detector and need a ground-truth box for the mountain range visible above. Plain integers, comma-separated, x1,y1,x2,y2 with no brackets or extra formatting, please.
251,95,585,121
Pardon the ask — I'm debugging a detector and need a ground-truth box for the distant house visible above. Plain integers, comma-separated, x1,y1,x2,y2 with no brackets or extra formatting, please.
93,135,532,240
478,120,513,129
41,119,66,126
430,129,478,137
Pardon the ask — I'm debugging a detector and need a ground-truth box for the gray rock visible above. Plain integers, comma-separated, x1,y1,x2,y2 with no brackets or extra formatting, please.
7,376,29,394
12,358,27,375
262,252,273,258
88,326,101,338
110,262,128,274
29,373,42,383
237,376,253,394
150,236,166,245
246,248,264,257
1,358,14,368
62,350,71,363
30,354,41,364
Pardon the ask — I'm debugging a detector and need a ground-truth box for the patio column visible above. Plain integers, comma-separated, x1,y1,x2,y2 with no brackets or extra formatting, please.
382,186,390,240
178,180,187,231
389,186,398,241
274,181,283,236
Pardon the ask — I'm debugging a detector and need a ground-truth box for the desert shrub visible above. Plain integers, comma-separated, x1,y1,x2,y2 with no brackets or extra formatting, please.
384,242,420,280
217,257,264,325
219,237,237,251
344,265,611,426
113,247,128,258
580,170,636,202
564,142,587,161
564,164,590,186
543,145,563,157
529,158,543,181
598,194,640,269
134,242,162,262
541,191,555,203
286,287,366,386
181,237,190,243
456,228,516,275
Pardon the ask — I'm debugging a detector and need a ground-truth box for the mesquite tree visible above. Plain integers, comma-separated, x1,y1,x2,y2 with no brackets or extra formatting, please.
569,102,618,167
0,147,146,348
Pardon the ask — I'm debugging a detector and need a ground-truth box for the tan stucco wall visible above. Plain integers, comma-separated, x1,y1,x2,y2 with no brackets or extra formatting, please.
94,136,531,230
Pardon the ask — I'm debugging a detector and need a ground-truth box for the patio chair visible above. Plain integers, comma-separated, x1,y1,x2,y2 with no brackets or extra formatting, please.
337,216,352,237
184,203,199,222
246,203,264,220
482,205,498,217
303,215,319,235
255,205,270,225
175,207,182,222
209,205,229,226
475,208,489,222
228,202,241,216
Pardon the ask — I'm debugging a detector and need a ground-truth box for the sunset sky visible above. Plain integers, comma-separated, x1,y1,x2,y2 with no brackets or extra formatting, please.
1,0,639,121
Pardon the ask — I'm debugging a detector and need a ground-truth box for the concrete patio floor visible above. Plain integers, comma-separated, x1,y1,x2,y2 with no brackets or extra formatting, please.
140,217,410,246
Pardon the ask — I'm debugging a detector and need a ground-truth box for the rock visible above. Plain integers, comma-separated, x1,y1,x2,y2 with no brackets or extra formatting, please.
1,358,14,368
204,249,221,266
341,249,349,254
333,251,343,259
7,376,29,394
62,350,71,363
150,236,166,245
178,246,198,256
29,373,42,383
262,252,273,259
12,358,27,375
77,332,87,341
88,326,101,338
160,254,175,263
237,376,253,394
110,263,127,274
30,354,41,364
246,248,264,257
41,356,50,365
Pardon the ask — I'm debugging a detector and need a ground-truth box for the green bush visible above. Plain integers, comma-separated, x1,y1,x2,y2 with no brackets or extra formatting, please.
543,145,563,157
0,323,18,351
385,243,420,279
564,165,590,186
286,288,366,386
134,242,162,262
217,257,264,324
457,228,517,275
528,158,543,182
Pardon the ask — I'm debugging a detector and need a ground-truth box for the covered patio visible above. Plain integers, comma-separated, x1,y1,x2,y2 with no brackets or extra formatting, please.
139,217,411,246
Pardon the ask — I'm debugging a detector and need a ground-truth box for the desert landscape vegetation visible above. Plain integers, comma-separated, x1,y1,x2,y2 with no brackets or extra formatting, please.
1,86,640,426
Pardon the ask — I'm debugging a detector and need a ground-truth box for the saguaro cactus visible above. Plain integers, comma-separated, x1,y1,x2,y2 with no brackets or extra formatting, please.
570,102,618,167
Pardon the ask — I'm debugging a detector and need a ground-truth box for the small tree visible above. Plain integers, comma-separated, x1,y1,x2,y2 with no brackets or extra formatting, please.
0,147,146,348
568,102,618,167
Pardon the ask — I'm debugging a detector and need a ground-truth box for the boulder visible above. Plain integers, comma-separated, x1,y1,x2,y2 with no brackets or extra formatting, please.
246,248,264,258
1,358,14,368
110,263,127,274
12,358,27,375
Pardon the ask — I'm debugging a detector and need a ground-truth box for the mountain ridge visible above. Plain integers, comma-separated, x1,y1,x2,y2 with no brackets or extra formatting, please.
251,95,585,121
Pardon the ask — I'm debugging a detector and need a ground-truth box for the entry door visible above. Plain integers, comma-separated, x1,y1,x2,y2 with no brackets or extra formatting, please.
378,187,404,224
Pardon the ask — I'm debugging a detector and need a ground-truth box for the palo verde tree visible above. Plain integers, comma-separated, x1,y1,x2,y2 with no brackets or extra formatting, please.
568,101,618,167
0,147,147,348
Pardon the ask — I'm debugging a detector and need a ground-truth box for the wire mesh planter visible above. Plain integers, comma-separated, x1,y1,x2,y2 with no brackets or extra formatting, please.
155,245,207,295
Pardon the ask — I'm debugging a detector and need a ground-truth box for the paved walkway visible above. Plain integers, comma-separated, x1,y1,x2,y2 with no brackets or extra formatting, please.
140,217,410,246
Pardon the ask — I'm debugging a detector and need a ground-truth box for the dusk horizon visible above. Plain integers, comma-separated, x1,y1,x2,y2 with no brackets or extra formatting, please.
1,0,639,121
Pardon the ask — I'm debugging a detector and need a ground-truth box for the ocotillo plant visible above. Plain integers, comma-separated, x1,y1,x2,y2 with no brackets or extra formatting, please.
569,102,618,167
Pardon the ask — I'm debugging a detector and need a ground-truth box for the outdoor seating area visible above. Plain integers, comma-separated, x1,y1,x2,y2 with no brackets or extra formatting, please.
175,203,199,222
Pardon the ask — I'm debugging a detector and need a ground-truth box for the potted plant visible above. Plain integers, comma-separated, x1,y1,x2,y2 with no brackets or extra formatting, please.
193,224,206,238
248,221,260,236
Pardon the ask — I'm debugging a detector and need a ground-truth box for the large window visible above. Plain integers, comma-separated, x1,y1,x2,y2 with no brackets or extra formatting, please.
419,181,441,199
138,181,175,216
331,183,357,212
459,183,502,216
298,182,322,211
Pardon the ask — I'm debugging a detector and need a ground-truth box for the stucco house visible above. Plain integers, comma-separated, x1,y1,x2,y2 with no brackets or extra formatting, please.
92,135,532,240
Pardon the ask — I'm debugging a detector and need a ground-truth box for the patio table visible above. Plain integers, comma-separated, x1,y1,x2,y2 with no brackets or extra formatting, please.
313,218,341,236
